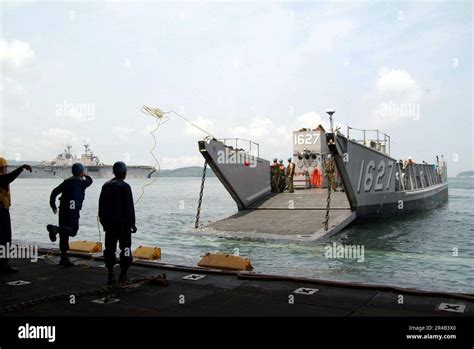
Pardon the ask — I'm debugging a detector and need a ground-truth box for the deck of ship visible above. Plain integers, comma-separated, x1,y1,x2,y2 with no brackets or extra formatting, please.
207,189,355,241
1,252,473,317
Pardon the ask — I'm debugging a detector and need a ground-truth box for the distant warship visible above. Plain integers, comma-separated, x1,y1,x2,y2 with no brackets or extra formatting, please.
9,144,155,179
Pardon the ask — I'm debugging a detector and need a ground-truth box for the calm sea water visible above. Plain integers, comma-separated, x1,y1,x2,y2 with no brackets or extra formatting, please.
8,177,474,293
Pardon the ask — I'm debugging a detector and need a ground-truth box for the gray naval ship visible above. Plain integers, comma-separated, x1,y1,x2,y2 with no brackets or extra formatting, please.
198,110,448,241
9,144,155,179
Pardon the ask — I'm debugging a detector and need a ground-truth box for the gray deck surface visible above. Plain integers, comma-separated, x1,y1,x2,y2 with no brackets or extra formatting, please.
209,189,352,236
247,189,350,209
0,254,472,317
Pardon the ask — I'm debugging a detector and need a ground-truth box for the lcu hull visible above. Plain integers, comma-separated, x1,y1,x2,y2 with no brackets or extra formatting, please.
198,138,270,210
199,132,448,227
326,132,448,219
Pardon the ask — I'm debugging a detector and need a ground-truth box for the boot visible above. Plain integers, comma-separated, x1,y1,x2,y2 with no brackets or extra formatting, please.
59,253,74,267
118,271,128,284
46,225,58,242
107,273,117,286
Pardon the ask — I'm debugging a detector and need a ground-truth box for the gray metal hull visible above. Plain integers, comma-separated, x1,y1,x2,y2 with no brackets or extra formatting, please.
326,132,448,219
198,139,270,210
354,183,448,218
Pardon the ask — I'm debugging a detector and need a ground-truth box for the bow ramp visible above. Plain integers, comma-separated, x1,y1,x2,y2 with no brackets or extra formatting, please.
198,138,354,241
207,189,355,242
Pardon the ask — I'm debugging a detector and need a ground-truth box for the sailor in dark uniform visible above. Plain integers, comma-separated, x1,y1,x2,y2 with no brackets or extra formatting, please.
98,161,137,285
47,163,93,266
0,158,32,273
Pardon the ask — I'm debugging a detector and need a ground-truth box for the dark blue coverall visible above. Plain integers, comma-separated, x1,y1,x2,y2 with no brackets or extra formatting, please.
49,175,93,253
98,178,135,274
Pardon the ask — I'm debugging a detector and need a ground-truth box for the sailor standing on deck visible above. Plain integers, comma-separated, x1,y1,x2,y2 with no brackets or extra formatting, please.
98,161,137,285
278,159,286,193
270,158,279,193
0,158,32,273
286,158,295,193
48,163,93,266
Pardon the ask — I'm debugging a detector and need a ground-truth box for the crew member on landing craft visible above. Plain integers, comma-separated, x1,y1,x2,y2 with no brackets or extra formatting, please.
99,161,137,285
0,158,32,273
47,163,93,267
286,158,295,193
270,158,279,193
278,159,286,193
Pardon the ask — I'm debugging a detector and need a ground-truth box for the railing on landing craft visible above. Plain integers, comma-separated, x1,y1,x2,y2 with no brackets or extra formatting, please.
218,138,260,158
347,126,391,156
395,162,443,191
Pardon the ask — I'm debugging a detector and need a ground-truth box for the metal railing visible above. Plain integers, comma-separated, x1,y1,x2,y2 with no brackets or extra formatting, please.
347,126,391,155
395,163,442,191
218,138,260,157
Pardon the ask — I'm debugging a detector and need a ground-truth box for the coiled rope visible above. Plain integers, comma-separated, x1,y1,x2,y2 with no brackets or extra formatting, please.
135,105,215,206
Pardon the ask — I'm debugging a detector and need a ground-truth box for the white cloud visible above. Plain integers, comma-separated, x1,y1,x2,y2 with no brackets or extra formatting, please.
0,39,35,73
371,67,424,125
375,67,423,102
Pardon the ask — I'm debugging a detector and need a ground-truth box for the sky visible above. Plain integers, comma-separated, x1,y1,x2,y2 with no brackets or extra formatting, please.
0,0,472,175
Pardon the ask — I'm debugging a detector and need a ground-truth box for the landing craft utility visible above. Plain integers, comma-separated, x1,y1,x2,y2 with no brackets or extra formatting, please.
199,110,448,241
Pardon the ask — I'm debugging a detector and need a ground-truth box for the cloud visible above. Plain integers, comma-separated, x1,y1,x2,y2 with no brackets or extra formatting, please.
0,39,35,73
0,39,35,106
371,67,423,125
375,67,423,102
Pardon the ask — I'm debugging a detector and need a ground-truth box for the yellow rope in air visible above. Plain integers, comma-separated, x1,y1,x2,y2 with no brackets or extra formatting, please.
134,106,170,206
134,105,215,206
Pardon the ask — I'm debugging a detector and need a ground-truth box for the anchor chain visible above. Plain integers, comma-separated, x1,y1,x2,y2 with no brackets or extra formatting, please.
324,156,336,230
195,161,207,228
